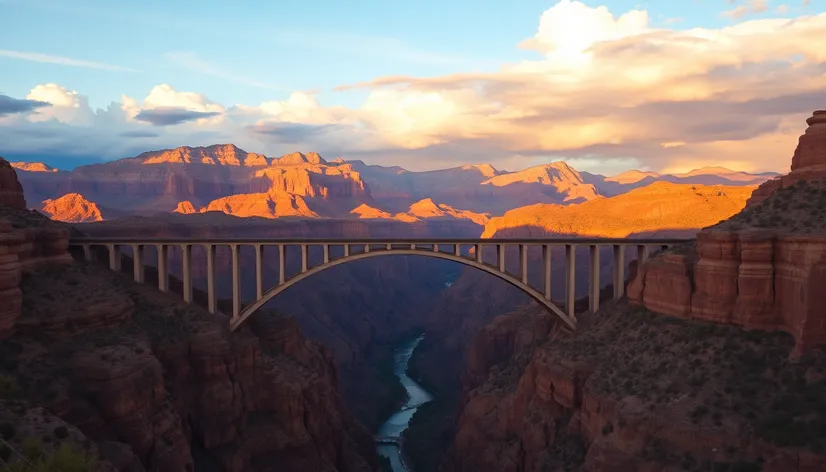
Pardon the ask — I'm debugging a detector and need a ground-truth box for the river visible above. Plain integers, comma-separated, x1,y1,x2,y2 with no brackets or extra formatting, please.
375,334,434,472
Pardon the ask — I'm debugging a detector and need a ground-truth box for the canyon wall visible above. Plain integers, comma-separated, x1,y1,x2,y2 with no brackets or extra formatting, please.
629,110,826,355
0,157,381,472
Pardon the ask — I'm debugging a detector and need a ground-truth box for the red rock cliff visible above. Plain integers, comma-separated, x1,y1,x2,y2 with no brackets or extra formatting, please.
629,110,826,355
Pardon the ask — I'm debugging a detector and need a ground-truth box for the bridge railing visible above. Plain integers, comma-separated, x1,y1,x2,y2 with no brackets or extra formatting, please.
68,237,694,330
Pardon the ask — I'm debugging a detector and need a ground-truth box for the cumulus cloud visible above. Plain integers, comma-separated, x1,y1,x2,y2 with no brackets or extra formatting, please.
0,94,49,116
1,1,825,173
25,84,95,124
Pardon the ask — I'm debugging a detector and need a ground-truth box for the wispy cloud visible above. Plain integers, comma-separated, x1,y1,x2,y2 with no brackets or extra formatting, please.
162,51,286,91
0,49,136,72
722,0,770,19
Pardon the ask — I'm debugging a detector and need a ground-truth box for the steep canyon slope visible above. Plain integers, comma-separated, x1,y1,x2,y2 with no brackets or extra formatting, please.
0,162,380,472
439,111,826,472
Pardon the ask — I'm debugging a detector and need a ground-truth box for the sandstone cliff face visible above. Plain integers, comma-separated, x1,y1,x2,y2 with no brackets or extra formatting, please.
15,146,371,215
0,158,27,210
40,192,105,222
10,162,60,173
482,181,755,238
201,192,320,219
629,111,826,355
446,304,826,472
1,164,379,471
2,259,379,472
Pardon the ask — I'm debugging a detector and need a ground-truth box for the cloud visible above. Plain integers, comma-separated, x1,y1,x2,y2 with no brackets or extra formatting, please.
1,1,826,174
0,49,136,72
248,122,344,144
722,0,770,19
134,107,223,126
0,94,50,116
25,84,94,124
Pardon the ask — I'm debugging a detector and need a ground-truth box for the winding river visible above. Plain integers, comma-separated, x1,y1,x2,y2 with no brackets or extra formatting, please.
375,334,434,472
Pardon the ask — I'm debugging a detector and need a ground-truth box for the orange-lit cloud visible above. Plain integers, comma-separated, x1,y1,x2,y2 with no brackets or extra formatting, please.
2,1,825,174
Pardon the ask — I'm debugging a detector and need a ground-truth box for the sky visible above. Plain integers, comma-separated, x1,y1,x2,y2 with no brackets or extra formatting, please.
0,0,824,174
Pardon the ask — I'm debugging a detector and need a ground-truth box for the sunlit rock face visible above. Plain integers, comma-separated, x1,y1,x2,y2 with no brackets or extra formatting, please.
630,110,826,355
40,193,105,222
482,181,755,238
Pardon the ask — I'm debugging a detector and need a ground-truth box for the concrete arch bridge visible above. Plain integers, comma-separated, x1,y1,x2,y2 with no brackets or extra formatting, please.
69,237,692,331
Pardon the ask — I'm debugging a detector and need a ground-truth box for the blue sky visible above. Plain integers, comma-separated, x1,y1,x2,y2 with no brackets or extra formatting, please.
4,0,813,109
0,0,824,173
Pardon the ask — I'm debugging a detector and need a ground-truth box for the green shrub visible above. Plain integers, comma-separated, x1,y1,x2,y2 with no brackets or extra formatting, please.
5,441,100,472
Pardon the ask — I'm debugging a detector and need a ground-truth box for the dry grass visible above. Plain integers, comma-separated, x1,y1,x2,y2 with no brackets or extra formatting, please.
716,179,826,234
544,303,826,452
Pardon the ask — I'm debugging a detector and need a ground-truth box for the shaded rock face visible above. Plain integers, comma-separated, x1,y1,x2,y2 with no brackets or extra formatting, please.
0,157,26,210
446,305,826,472
7,262,378,472
629,111,826,354
628,231,826,355
0,222,24,339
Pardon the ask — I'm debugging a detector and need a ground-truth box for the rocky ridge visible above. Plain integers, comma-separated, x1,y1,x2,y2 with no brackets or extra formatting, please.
429,110,826,472
0,156,380,471
628,110,826,355
482,181,754,238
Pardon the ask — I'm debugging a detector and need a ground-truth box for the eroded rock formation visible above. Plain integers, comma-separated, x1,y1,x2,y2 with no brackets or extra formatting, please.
0,157,27,210
40,192,105,222
629,110,826,354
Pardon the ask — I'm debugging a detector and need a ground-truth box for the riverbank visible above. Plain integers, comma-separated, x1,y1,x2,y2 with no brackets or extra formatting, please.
375,334,435,472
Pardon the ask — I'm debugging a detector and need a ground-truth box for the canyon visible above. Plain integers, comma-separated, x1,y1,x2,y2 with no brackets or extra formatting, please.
1,112,822,472
433,110,826,472
11,143,772,225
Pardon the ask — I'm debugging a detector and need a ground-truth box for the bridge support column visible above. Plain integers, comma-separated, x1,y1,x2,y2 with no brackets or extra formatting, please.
637,245,648,265
157,244,168,293
520,244,528,284
543,244,551,300
497,244,505,271
206,244,216,314
589,245,600,313
566,244,575,319
231,244,240,319
365,244,371,253
613,245,625,300
132,244,144,283
83,244,92,263
454,244,460,256
107,244,120,272
301,244,308,273
278,244,286,285
475,244,482,263
323,244,330,263
254,244,263,300
344,244,350,257
181,244,192,303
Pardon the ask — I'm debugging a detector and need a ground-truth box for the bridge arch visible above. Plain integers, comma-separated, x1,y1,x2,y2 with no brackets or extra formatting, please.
230,248,577,331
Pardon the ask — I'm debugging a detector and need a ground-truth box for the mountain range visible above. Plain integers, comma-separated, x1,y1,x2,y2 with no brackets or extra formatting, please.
9,144,776,233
